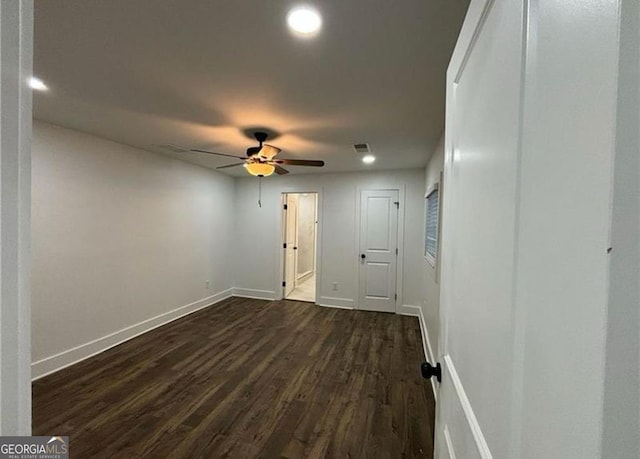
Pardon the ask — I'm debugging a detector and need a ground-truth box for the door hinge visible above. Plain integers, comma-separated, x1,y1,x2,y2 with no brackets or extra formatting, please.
283,204,288,210
395,248,398,255
283,243,287,249
282,281,286,287
394,201,400,209
394,293,397,300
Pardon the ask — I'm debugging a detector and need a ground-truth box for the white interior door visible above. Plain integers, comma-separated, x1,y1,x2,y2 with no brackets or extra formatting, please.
358,190,398,313
436,1,525,458
284,194,298,297
435,0,625,458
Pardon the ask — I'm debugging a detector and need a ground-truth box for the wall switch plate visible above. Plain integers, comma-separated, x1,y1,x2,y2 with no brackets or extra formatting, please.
332,282,338,291
205,280,210,289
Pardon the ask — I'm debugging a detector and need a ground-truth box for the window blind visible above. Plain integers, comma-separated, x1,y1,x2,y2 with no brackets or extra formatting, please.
425,188,439,261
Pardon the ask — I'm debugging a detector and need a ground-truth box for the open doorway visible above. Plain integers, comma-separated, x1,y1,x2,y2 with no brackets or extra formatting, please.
282,193,318,303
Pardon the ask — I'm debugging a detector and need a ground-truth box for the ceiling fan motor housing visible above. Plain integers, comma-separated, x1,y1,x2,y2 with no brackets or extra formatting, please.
254,131,268,144
246,146,261,157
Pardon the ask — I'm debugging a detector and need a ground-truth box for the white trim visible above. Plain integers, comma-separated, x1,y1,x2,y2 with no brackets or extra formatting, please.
397,304,421,316
399,305,437,399
0,0,34,435
1,0,33,434
277,189,323,302
317,296,355,309
443,425,457,459
316,303,354,311
449,0,496,84
425,182,440,197
443,355,493,459
233,288,277,301
31,288,234,380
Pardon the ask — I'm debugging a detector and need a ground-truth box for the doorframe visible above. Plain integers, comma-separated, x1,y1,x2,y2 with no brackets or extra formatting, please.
283,193,299,297
0,0,33,435
276,188,322,303
354,185,406,312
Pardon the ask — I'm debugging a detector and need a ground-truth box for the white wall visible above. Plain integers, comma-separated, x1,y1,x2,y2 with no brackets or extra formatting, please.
31,123,430,378
31,122,235,378
515,0,621,456
233,169,426,309
0,0,33,435
421,134,444,361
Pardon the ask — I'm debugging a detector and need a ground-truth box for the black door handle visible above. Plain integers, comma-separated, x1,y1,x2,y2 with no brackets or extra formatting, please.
421,362,442,383
360,254,366,259
293,246,298,250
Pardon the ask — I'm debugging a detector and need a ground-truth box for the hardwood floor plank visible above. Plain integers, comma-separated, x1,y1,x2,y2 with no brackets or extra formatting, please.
33,298,435,458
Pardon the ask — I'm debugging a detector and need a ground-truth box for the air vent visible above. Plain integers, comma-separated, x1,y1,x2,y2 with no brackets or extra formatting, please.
153,143,189,153
353,143,370,154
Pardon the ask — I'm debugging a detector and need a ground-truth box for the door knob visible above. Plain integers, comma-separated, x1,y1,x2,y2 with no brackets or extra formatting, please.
421,362,442,383
293,246,298,250
360,254,366,259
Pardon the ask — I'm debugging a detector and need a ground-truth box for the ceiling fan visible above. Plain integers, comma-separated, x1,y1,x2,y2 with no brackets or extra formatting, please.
190,132,324,177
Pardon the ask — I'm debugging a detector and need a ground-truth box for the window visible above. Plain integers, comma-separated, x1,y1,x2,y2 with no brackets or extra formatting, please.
425,184,439,265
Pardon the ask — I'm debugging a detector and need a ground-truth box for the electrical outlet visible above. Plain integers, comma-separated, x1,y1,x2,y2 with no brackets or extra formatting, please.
205,280,210,289
332,282,338,291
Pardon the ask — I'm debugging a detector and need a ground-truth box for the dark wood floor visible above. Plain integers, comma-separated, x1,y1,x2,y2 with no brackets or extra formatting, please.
33,297,435,458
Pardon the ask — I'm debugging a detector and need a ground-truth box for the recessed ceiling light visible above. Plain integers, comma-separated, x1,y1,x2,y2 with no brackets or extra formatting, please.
362,155,375,164
29,77,48,91
287,6,322,36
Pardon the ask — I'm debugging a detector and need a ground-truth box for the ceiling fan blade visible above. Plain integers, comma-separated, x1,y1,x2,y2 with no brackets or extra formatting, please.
274,165,289,175
271,159,325,167
216,162,246,169
190,149,246,159
258,144,281,160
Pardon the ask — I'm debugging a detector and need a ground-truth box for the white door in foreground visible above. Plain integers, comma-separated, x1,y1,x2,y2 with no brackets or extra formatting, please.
436,1,524,457
435,0,630,458
358,189,398,313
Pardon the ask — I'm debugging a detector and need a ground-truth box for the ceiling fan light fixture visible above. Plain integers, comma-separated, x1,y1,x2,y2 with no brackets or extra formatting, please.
246,162,275,177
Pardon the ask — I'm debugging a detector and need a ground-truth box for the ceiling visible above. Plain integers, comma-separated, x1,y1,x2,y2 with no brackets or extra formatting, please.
34,0,469,176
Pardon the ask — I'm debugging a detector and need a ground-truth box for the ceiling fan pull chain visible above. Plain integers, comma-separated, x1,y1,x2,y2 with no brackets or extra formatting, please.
258,176,262,208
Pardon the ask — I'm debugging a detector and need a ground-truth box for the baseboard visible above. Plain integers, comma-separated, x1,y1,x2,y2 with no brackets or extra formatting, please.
397,304,421,316
317,296,355,309
31,288,234,380
296,270,313,283
399,304,437,399
444,355,492,458
443,425,457,459
232,288,277,301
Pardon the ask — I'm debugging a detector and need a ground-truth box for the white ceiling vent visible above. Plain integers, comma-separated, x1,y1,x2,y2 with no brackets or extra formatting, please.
151,144,189,153
353,143,370,154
